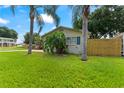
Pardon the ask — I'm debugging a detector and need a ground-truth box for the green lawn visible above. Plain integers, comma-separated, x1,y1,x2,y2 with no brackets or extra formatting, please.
0,52,124,88
0,46,26,51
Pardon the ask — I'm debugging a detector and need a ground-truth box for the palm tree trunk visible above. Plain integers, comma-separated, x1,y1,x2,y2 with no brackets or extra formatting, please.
28,6,35,54
81,6,89,61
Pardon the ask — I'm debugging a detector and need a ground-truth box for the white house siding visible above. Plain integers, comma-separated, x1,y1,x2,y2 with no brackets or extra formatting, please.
123,33,124,56
42,26,83,54
62,29,82,54
112,33,124,56
0,37,16,47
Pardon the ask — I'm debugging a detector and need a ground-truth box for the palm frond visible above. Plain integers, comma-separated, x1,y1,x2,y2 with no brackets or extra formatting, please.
35,9,44,35
43,5,60,27
52,13,60,27
10,5,15,16
71,5,83,28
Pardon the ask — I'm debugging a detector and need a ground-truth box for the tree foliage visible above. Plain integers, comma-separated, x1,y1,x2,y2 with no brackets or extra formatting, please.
34,35,42,45
0,26,17,39
89,5,124,38
24,32,41,44
72,5,124,38
28,5,60,54
43,31,66,54
29,5,60,35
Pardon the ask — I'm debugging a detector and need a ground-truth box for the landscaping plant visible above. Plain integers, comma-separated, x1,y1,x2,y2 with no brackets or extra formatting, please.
43,31,66,54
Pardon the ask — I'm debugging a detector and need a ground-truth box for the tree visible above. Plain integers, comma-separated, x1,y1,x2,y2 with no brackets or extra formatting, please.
72,5,90,61
24,32,40,44
34,34,42,46
24,32,42,49
28,5,35,54
0,26,17,39
28,5,60,54
43,32,66,54
73,6,124,39
9,5,60,54
88,5,121,38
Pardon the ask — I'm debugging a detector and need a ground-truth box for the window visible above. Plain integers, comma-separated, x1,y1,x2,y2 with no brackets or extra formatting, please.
77,37,80,45
66,37,80,45
10,40,13,42
71,37,77,45
66,37,71,45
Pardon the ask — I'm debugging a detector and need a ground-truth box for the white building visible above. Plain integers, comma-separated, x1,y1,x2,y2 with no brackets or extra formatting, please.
42,26,124,56
0,37,16,47
42,26,90,54
112,33,124,56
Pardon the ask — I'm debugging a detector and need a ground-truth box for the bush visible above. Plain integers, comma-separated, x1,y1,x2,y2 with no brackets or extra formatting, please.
24,32,41,44
43,31,67,54
24,32,43,49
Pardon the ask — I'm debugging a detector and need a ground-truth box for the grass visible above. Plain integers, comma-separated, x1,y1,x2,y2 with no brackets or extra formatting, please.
0,52,124,88
0,46,26,51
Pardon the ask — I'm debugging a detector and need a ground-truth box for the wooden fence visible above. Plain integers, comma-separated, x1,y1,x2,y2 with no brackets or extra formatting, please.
87,39,122,56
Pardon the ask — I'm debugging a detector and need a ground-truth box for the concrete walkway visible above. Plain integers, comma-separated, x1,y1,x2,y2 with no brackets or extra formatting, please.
0,50,43,52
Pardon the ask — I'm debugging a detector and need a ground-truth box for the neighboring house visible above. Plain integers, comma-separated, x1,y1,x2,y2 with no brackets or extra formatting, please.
112,33,124,56
42,26,90,54
0,37,16,47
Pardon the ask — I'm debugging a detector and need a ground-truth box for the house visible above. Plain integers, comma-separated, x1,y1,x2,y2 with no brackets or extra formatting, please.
42,26,90,54
112,33,124,56
0,37,16,47
42,26,124,56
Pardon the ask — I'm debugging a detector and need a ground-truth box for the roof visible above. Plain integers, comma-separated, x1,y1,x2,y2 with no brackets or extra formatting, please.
41,26,82,38
0,37,16,40
112,32,124,39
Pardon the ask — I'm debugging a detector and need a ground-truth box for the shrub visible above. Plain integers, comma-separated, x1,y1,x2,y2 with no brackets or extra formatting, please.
24,32,43,49
43,31,66,54
24,32,41,44
34,35,43,49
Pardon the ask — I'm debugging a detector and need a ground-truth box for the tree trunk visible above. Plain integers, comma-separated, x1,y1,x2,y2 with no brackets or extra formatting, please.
81,6,89,61
28,6,35,54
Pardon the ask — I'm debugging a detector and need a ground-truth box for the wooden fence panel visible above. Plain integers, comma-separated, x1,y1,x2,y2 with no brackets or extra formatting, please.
87,39,122,56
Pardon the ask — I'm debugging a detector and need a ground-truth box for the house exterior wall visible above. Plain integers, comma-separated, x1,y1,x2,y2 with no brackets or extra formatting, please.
62,29,82,54
0,37,16,47
111,33,124,56
42,28,83,54
42,27,123,56
122,33,124,56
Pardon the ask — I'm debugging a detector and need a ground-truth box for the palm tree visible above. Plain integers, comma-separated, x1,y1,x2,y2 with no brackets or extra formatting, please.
28,5,35,54
9,5,59,54
82,5,90,61
72,5,90,61
28,5,60,54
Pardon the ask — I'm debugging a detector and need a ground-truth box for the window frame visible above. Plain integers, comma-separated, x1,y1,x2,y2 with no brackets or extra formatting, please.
66,37,78,45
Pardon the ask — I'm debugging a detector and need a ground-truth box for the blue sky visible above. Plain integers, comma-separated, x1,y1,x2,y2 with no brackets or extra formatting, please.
0,5,97,44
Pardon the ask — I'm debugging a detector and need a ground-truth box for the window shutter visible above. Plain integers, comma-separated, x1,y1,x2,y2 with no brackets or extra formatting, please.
77,37,80,45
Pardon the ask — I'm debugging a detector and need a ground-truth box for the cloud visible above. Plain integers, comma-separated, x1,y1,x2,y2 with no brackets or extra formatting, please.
41,14,54,24
16,38,23,44
2,5,10,8
17,25,21,28
16,33,24,44
51,26,56,30
19,9,26,14
28,14,54,24
0,18,10,24
28,18,36,22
